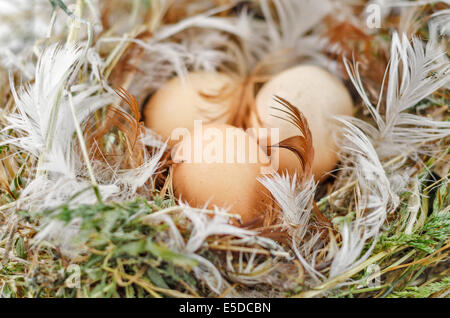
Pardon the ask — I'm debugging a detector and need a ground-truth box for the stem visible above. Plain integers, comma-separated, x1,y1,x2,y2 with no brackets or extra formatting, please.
366,249,416,283
67,91,102,203
66,0,84,44
335,283,390,297
46,8,58,38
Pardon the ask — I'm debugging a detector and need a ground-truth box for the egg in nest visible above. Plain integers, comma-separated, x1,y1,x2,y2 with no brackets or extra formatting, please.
172,124,273,225
144,72,237,145
250,65,354,180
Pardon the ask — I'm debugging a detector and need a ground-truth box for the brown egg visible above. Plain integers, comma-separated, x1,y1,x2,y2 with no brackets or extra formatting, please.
250,65,354,180
144,72,236,145
172,124,273,225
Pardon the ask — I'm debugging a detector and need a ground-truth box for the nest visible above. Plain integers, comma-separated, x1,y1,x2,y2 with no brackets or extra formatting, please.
0,0,449,298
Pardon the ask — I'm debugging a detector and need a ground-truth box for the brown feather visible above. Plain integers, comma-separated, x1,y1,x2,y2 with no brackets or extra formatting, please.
270,96,315,180
83,87,147,170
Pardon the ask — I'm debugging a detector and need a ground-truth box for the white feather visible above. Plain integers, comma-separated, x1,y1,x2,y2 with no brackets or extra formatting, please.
344,32,450,159
430,9,450,37
21,175,119,211
182,204,256,253
259,172,317,237
328,120,396,280
2,44,83,157
292,234,326,284
2,42,166,220
259,172,332,284
242,0,332,70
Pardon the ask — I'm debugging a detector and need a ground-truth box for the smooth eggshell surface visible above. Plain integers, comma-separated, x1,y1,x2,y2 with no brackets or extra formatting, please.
172,124,273,225
144,72,236,145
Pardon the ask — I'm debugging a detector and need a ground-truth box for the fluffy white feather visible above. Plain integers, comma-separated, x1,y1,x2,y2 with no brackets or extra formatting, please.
259,172,317,238
292,234,327,284
328,120,396,279
2,42,167,215
258,172,331,284
259,0,331,53
2,44,82,157
182,204,256,253
344,32,450,159
240,0,333,71
21,175,119,211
